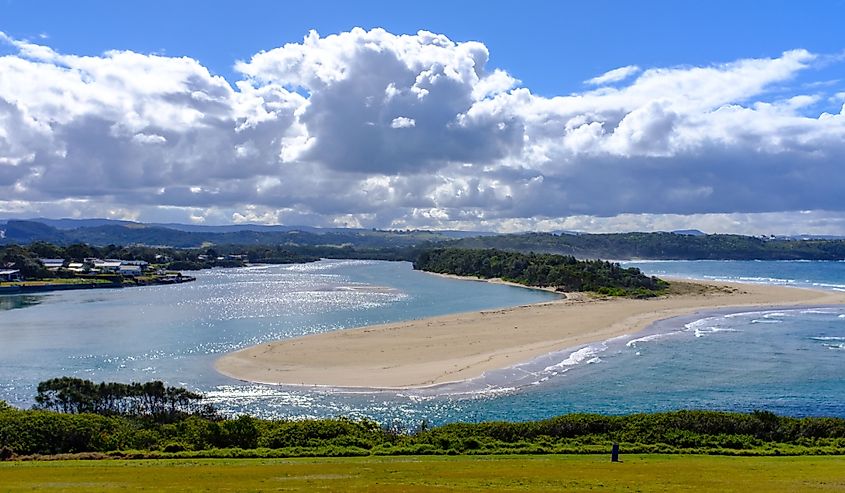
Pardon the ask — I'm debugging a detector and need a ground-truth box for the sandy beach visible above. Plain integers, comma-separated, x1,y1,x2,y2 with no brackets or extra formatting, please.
215,279,845,389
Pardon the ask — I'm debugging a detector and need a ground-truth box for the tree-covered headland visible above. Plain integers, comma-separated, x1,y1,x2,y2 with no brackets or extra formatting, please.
448,231,845,260
414,248,667,297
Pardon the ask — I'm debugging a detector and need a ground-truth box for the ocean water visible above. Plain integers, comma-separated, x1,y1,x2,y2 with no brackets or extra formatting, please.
1,259,843,425
622,259,845,292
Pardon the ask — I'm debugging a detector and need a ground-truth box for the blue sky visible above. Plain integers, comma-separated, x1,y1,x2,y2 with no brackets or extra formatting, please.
1,1,845,233
4,0,843,97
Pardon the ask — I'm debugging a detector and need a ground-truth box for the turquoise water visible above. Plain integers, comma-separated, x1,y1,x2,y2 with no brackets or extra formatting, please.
622,259,845,292
0,260,558,409
1,259,843,424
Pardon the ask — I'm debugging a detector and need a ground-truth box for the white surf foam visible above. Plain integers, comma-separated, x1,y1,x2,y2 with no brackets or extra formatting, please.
811,282,845,290
694,327,738,338
800,309,837,315
737,276,795,284
627,333,664,347
763,312,787,318
542,344,607,372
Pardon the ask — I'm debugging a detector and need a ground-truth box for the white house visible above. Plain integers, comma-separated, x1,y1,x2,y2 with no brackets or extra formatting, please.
0,269,22,282
121,260,149,271
92,260,122,273
118,264,143,276
39,258,65,271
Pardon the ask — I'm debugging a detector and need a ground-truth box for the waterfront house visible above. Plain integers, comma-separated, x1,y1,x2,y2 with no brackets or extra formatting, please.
92,259,123,273
39,258,66,271
119,264,143,276
0,269,22,282
121,260,149,271
67,262,86,273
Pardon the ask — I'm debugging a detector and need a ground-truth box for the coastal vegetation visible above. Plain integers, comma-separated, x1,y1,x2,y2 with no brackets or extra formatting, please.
2,379,844,459
414,248,667,296
33,377,215,422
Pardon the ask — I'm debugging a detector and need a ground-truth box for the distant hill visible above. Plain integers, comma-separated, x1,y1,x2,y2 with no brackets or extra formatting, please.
3,219,845,260
446,231,845,260
0,220,69,244
27,218,140,230
671,229,706,236
0,220,453,249
27,217,322,233
149,223,321,233
777,234,845,240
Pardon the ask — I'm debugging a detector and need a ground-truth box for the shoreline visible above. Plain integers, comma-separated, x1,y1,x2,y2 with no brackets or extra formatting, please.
215,277,845,390
0,275,196,295
422,271,567,295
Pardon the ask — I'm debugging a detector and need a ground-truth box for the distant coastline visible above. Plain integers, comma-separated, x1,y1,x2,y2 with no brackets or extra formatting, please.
422,270,566,294
0,274,195,295
0,281,121,295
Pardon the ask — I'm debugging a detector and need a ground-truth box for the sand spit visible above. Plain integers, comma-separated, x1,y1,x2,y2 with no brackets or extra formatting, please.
216,279,845,389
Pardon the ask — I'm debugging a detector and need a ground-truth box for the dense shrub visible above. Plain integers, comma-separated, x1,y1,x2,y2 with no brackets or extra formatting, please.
258,418,386,449
0,409,135,455
2,400,844,458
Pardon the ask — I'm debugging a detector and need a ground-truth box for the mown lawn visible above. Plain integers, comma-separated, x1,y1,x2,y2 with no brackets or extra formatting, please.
1,454,844,492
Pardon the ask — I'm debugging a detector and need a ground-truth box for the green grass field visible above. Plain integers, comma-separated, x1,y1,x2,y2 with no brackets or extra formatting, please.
1,455,843,492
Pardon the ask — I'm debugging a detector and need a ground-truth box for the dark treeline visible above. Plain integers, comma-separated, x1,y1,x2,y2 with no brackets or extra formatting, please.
0,219,447,249
0,241,430,280
7,219,845,261
1,379,844,457
449,232,845,260
414,248,667,296
1,242,213,278
206,243,422,263
0,243,328,278
34,377,215,423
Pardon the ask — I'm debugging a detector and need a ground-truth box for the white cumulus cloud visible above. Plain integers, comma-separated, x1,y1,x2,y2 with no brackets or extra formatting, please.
585,64,641,85
390,116,416,128
1,29,845,233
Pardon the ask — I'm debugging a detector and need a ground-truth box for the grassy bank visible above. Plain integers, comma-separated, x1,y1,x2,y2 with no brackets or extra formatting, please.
0,273,194,293
1,455,843,492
